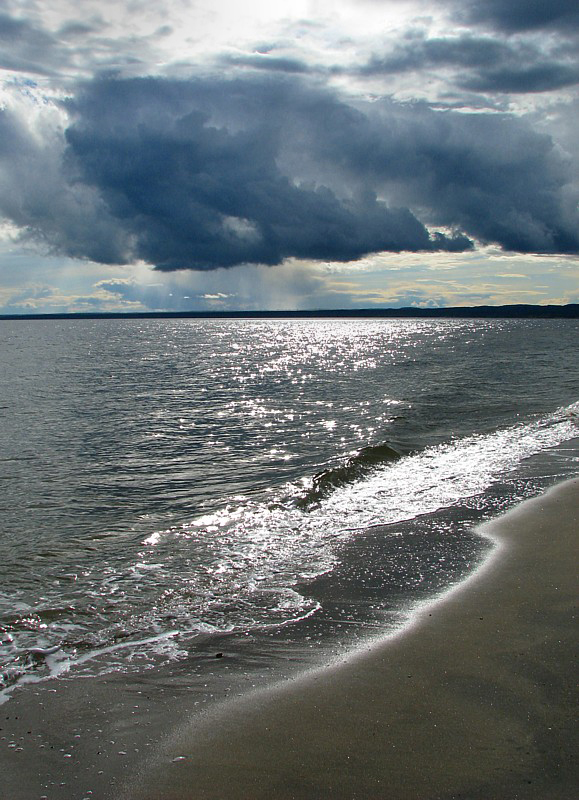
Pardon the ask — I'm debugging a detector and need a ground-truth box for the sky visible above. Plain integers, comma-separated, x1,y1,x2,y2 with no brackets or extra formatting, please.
0,0,578,313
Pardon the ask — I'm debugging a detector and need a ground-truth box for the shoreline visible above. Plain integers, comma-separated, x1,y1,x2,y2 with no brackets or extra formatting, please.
124,477,578,800
1,303,578,321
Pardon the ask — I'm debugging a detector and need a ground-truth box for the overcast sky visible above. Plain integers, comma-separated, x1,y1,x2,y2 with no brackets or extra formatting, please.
0,0,577,312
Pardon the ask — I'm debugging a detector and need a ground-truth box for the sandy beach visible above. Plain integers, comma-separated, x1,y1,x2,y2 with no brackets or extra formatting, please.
123,477,578,800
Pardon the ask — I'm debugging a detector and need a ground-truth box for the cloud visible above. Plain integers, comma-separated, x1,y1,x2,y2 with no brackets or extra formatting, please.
1,71,578,277
2,75,472,271
2,245,576,314
294,91,579,254
0,3,176,83
455,0,579,34
0,93,134,263
359,34,579,94
219,53,312,75
460,62,579,94
93,261,364,311
0,11,63,76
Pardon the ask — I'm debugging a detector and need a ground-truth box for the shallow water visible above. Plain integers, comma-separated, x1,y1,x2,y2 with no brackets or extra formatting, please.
0,317,577,700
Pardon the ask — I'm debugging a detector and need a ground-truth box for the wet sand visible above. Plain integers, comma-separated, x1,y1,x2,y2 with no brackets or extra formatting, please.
123,477,578,800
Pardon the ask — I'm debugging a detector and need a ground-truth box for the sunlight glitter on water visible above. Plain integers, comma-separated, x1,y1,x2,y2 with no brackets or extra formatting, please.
1,318,577,700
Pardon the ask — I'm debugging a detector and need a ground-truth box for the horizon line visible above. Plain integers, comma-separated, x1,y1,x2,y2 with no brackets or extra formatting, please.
1,303,578,322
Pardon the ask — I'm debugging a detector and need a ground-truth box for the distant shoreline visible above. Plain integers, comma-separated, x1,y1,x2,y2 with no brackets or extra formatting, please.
1,303,578,321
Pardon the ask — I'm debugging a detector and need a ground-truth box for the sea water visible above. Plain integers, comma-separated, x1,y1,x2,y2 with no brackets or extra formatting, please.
0,317,577,701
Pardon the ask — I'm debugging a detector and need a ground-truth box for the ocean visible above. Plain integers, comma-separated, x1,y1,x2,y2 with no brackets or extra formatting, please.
1,317,578,706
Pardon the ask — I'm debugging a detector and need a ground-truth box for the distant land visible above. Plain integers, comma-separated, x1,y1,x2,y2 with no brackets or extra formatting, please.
1,304,578,321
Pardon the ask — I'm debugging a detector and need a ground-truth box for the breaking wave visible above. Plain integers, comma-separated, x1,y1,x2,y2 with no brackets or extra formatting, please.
1,401,577,702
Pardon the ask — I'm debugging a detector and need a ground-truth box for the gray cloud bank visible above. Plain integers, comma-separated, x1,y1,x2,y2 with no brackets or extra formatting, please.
0,74,578,270
456,0,579,33
360,34,579,94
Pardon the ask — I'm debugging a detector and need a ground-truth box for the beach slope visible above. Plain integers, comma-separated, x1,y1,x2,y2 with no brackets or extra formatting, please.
124,478,578,800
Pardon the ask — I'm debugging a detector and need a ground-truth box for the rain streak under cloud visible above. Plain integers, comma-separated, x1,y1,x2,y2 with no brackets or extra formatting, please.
0,0,578,312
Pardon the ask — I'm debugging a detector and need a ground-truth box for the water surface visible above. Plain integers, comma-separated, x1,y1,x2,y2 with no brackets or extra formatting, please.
0,318,577,699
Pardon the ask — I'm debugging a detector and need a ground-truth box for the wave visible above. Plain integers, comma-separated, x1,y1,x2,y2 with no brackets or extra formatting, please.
1,401,577,702
296,442,401,509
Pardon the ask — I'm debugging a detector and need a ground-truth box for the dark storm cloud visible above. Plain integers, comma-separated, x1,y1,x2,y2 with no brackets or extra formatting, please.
62,74,578,258
2,73,578,271
57,76,472,269
360,35,579,94
459,62,579,93
311,96,579,253
456,0,579,33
